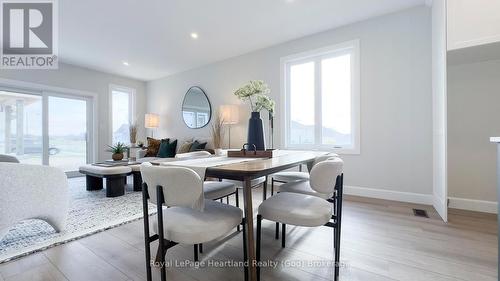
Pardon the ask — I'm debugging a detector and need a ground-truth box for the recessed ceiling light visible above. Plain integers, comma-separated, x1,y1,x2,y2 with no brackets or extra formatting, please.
190,33,199,39
122,61,129,66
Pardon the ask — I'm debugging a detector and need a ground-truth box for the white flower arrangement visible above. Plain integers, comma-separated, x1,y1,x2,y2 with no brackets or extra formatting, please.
254,94,275,115
234,80,275,115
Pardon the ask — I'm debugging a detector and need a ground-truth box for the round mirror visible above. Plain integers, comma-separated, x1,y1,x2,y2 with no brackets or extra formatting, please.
182,86,212,129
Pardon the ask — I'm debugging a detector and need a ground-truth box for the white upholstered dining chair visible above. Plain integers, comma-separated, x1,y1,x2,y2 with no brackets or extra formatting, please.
174,150,240,233
174,150,238,204
256,157,344,281
223,177,267,200
270,152,339,195
140,163,247,281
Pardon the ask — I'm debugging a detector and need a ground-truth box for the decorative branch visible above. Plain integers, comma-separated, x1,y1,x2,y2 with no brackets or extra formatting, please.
210,111,225,149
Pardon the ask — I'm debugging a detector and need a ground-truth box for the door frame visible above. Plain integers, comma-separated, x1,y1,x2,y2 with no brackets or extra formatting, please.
45,92,94,177
0,78,98,176
431,0,448,222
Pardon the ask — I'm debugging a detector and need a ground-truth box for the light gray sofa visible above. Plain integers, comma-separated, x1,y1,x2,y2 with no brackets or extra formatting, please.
0,162,69,240
136,137,214,163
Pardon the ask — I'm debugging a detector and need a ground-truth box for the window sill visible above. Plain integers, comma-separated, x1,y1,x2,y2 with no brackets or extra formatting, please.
282,146,360,155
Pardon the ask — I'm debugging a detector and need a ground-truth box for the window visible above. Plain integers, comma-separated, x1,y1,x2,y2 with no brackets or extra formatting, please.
282,40,360,154
110,85,135,144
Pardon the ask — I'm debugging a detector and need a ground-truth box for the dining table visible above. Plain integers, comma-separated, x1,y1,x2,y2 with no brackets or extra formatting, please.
203,150,330,281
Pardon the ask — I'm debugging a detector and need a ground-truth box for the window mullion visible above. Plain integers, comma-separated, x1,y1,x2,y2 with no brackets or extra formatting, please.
285,63,291,148
42,93,49,165
314,58,322,146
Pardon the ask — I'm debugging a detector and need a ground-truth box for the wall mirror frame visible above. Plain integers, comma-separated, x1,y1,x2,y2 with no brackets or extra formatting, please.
181,86,212,129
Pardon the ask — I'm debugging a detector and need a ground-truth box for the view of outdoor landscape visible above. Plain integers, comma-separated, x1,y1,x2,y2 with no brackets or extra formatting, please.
288,54,353,147
0,91,88,172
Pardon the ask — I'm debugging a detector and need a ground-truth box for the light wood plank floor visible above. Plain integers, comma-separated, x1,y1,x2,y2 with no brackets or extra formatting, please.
0,182,497,281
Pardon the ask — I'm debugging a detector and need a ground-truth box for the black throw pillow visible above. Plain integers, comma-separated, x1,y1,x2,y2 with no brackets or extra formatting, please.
189,140,207,152
157,139,178,158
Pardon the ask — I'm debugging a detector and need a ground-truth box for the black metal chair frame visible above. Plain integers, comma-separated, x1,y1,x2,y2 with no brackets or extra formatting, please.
142,183,249,281
256,174,344,281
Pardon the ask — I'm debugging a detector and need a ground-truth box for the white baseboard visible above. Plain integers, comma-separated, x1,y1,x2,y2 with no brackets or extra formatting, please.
448,197,498,214
343,186,498,214
344,185,433,205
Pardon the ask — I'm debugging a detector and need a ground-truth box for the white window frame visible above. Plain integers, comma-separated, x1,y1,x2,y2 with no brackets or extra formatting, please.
109,84,136,145
280,40,360,154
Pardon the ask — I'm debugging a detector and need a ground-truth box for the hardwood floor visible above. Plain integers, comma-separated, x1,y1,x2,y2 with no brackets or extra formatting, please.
0,185,497,281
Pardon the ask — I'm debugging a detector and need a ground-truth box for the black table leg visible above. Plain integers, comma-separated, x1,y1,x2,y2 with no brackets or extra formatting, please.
86,175,103,191
106,176,126,197
133,172,142,192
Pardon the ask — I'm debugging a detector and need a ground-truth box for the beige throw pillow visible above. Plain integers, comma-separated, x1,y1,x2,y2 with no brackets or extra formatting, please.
178,140,194,154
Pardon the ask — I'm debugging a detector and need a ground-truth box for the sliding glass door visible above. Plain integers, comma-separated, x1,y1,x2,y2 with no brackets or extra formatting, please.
0,89,94,175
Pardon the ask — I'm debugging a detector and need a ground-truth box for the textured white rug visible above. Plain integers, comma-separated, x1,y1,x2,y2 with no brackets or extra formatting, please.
0,176,155,263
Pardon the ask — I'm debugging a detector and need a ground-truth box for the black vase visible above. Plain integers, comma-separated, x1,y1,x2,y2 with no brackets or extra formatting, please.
247,111,266,150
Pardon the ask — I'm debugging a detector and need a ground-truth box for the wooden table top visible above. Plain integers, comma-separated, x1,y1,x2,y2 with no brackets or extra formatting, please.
205,150,328,180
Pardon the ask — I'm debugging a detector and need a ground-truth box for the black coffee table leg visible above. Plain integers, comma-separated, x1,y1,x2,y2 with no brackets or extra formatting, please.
86,175,103,191
106,176,126,197
133,172,142,192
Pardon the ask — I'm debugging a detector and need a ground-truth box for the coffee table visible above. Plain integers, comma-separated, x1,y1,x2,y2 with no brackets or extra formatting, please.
79,164,142,197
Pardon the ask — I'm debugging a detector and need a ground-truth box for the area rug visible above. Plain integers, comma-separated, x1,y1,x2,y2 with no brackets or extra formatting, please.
0,176,156,263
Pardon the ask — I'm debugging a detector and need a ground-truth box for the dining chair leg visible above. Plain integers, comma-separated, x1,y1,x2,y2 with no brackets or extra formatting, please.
275,222,279,239
331,199,336,249
334,174,344,280
281,223,286,248
256,215,262,281
199,243,203,253
262,177,268,201
194,244,199,262
226,196,230,204
236,189,240,207
333,227,338,281
156,185,167,281
271,178,274,195
242,218,248,281
236,190,241,232
142,183,152,281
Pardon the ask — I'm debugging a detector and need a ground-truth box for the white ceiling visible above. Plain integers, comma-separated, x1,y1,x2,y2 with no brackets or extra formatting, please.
60,0,426,81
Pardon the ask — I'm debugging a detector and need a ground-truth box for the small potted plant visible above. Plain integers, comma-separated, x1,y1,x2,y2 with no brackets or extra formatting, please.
108,142,128,161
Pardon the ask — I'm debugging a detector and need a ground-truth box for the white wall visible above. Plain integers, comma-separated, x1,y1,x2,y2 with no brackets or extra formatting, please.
447,0,500,50
147,7,434,199
447,59,500,213
0,63,147,161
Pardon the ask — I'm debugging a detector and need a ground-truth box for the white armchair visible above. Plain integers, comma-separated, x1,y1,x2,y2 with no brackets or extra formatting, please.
0,163,69,240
